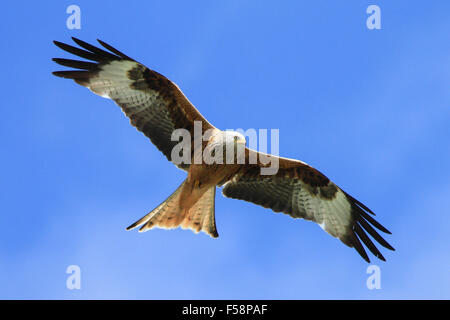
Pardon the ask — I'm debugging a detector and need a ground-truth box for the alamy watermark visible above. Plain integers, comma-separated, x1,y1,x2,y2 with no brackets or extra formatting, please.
366,264,381,290
66,5,81,30
66,265,81,290
170,121,280,175
366,5,381,30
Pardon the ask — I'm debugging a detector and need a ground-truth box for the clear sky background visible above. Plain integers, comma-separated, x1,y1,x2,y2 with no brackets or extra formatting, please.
0,1,449,299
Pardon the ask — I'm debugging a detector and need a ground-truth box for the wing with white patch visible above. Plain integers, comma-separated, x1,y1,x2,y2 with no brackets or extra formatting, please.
52,37,215,170
222,159,394,262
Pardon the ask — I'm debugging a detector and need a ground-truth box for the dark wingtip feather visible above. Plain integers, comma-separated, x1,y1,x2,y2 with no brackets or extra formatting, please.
341,190,394,261
52,71,65,78
354,223,386,261
53,38,134,65
343,191,375,215
53,40,71,52
53,39,101,61
71,37,119,60
352,234,371,263
52,58,98,70
52,70,89,78
52,70,91,86
355,205,391,234
97,39,135,61
356,213,395,251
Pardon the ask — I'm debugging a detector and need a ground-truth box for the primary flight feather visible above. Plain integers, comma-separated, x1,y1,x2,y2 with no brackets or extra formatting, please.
52,37,394,262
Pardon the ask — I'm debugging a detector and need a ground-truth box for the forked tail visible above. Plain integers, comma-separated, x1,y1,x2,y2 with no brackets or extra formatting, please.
126,180,218,238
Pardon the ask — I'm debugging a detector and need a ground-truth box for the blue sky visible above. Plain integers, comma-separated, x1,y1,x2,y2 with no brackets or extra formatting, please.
0,1,449,299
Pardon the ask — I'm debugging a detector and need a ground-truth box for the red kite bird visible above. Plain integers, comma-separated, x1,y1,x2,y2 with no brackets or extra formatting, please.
53,38,394,262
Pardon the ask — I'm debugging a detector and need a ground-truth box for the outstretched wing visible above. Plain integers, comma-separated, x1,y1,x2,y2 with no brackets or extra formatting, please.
222,149,394,262
52,37,215,170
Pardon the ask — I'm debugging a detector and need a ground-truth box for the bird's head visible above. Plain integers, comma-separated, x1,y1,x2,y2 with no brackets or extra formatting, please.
206,131,246,164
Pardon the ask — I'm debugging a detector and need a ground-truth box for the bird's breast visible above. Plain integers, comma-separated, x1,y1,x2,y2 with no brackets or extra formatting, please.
188,163,241,187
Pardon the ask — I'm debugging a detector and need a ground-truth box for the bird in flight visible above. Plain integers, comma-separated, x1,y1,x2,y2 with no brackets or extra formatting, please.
52,37,394,262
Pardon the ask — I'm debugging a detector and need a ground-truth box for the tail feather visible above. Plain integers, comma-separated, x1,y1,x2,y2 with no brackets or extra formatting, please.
181,187,218,237
126,182,185,231
126,181,218,238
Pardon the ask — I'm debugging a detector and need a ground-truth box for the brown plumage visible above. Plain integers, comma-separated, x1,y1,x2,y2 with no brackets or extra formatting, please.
52,37,394,263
